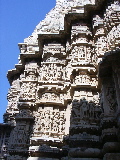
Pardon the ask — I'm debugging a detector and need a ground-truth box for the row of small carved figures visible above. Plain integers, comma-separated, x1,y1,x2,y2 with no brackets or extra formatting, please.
71,98,102,119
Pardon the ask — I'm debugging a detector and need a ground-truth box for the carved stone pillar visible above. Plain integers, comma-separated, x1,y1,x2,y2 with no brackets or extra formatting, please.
70,23,98,102
7,105,34,160
7,61,39,160
4,78,20,126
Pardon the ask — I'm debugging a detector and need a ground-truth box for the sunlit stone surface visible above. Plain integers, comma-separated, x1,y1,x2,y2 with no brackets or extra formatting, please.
0,0,120,159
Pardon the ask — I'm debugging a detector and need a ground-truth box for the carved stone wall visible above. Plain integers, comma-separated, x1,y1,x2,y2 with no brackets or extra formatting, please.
0,0,120,160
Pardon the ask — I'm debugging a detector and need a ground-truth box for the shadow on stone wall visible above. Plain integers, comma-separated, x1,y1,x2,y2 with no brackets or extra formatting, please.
63,98,103,159
6,106,34,160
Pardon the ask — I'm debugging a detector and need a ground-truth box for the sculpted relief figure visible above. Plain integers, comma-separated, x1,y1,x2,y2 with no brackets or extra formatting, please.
44,110,51,132
71,99,80,118
71,98,101,124
80,98,89,119
106,87,117,112
78,47,86,60
86,46,92,62
88,101,95,118
53,111,59,133
80,99,102,119
51,93,57,101
59,112,66,134
71,46,86,62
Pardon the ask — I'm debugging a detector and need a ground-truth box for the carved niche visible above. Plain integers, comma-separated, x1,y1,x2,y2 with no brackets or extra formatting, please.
39,63,64,81
23,61,39,81
19,82,37,101
71,46,92,63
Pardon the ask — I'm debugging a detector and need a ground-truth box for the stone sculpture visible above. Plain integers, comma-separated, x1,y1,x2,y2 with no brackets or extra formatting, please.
0,0,120,159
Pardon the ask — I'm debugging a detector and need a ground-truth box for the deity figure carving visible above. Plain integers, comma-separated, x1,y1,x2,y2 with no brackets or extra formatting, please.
59,112,66,134
78,47,86,60
80,98,89,119
71,99,80,118
71,98,101,122
88,101,95,118
70,97,103,136
53,111,60,133
106,87,117,112
44,110,51,132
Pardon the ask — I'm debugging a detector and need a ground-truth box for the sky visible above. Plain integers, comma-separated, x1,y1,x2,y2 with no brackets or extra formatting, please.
0,0,56,123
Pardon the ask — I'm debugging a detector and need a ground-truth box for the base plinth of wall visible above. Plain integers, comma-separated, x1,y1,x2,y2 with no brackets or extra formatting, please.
61,158,101,160
27,158,59,160
103,153,120,160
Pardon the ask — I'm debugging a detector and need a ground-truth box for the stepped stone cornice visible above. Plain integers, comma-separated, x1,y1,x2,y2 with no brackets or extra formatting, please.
7,0,107,83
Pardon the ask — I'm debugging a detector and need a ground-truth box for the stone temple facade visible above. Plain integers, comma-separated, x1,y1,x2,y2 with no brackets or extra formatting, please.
0,0,120,159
